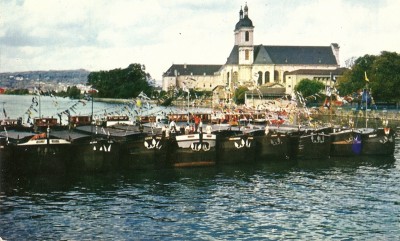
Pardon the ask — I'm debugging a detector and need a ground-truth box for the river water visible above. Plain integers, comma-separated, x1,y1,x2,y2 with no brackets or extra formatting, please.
1,95,400,240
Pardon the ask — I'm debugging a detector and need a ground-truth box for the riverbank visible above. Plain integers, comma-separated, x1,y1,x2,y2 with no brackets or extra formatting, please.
94,97,214,108
94,98,158,105
310,107,400,129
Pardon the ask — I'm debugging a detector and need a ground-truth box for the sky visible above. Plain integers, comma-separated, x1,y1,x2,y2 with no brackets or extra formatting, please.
1,0,400,82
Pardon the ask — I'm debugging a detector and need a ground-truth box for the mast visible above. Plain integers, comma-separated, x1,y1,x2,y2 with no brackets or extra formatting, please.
38,78,42,118
91,86,94,135
364,71,369,128
1,101,5,119
365,85,369,128
329,72,332,125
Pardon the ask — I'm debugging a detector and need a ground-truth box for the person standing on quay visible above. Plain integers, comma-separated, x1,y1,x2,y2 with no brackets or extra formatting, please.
169,118,177,133
194,115,200,132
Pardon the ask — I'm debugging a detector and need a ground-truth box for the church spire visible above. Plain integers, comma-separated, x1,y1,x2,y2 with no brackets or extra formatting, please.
234,3,254,31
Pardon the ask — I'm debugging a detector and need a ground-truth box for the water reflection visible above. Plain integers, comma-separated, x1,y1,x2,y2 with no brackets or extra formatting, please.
0,153,399,240
0,155,397,195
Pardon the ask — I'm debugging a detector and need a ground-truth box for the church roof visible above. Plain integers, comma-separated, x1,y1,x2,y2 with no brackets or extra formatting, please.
226,45,239,64
287,67,348,75
163,64,222,77
235,16,254,31
226,45,339,65
246,85,286,96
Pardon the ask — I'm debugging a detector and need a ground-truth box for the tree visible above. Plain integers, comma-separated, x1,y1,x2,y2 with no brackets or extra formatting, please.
294,78,325,98
344,56,357,68
87,63,154,99
370,51,400,103
234,86,249,104
5,88,29,95
337,51,400,103
67,86,81,99
337,54,376,96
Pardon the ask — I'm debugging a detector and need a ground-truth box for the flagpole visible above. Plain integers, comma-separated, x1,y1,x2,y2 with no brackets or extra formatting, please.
1,101,6,119
329,72,332,125
38,78,41,118
365,71,369,128
91,86,94,134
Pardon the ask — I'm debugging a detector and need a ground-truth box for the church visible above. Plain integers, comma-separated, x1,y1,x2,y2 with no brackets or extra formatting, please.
162,3,344,103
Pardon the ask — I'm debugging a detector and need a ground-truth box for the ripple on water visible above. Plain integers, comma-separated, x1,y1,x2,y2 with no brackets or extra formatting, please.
1,154,400,240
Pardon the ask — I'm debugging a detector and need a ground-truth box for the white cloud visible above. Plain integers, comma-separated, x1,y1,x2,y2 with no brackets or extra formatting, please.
1,0,400,80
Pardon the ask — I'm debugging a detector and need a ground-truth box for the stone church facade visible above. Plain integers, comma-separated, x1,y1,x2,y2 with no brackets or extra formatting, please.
162,3,341,98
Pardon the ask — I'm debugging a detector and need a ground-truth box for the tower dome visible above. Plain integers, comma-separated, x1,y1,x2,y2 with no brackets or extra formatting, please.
235,3,253,31
235,17,254,31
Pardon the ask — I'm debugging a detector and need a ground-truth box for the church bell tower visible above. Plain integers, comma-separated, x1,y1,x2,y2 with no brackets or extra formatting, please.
234,3,254,65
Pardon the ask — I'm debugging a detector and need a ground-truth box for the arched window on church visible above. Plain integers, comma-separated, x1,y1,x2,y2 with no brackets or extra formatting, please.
257,71,263,86
227,72,230,82
245,31,249,42
232,71,238,85
274,70,279,82
245,50,249,60
283,71,289,83
265,71,270,83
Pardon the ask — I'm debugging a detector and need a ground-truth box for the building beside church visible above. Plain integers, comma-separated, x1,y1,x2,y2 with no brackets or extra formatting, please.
162,3,343,105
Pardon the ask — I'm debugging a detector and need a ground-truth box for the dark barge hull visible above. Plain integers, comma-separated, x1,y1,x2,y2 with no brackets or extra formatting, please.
330,129,362,156
297,128,332,159
214,129,256,164
70,125,123,172
249,129,295,160
359,128,396,156
71,139,120,172
170,133,217,167
5,141,71,174
120,134,171,170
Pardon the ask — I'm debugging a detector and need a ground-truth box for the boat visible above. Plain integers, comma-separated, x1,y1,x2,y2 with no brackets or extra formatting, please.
96,115,133,127
356,127,395,156
1,124,72,174
72,124,121,172
107,123,172,170
246,125,299,160
167,118,217,167
0,132,12,171
213,125,256,164
330,88,396,156
0,117,21,130
297,126,332,159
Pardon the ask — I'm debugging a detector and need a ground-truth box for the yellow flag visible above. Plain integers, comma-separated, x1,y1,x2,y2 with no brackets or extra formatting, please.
364,71,369,82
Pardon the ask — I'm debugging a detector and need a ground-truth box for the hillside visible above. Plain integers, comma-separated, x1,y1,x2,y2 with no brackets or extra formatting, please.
0,69,90,89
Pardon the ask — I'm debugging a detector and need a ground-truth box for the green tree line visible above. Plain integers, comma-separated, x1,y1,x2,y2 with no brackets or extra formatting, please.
338,51,400,103
87,63,154,99
293,51,400,106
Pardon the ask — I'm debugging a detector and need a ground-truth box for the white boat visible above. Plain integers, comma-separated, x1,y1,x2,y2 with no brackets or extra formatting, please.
170,129,217,167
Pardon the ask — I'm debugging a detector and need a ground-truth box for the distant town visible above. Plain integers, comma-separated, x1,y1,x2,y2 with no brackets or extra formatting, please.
0,69,91,94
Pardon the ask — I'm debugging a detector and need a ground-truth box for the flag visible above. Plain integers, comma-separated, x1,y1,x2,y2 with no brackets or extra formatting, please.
325,86,332,97
3,108,6,118
364,71,369,82
136,99,142,108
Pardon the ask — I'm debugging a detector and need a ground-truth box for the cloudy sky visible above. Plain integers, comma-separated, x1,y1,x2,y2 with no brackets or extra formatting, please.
1,0,400,81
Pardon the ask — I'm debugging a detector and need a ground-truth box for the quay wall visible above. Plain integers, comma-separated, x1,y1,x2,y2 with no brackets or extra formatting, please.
310,109,400,129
